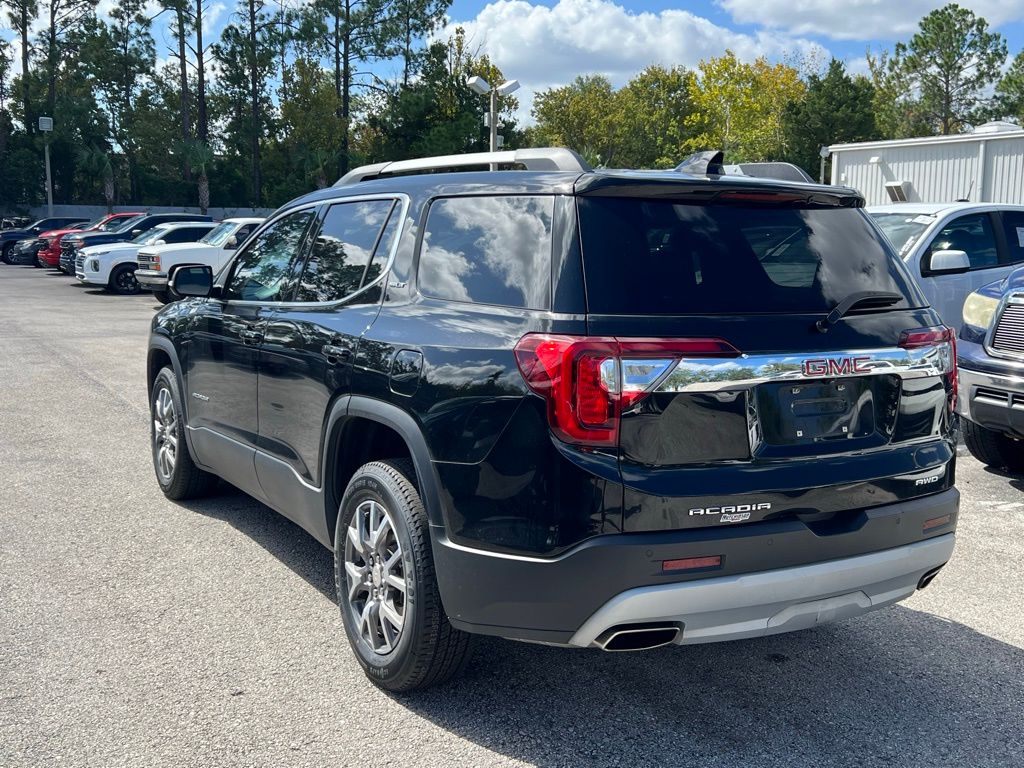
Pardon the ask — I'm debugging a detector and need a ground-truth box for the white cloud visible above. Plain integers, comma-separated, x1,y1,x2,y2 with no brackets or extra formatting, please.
440,0,830,122
719,0,1024,42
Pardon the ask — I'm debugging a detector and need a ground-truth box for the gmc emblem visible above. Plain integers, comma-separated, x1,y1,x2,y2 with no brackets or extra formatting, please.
803,356,871,377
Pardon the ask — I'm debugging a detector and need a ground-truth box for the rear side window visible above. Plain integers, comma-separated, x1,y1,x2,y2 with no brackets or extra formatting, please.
294,199,396,303
999,211,1024,266
577,197,920,315
418,195,553,310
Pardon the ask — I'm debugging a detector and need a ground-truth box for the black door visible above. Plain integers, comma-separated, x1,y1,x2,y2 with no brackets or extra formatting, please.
184,208,317,494
256,198,400,500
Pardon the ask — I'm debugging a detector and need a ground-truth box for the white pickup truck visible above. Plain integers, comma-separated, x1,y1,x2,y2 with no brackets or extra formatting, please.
135,217,264,302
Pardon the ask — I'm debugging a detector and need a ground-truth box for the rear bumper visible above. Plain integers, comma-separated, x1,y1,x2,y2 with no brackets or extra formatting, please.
434,488,959,645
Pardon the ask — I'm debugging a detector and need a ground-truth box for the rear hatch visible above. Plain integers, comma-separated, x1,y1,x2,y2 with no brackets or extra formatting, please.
571,177,956,533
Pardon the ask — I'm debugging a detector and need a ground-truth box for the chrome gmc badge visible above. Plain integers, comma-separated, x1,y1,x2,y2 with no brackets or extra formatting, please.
802,356,871,377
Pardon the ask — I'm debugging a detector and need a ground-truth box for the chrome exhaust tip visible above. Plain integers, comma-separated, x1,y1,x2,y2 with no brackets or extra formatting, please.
595,623,681,652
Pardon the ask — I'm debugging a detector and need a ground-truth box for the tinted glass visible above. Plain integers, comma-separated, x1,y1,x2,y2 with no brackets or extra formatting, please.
999,211,1024,266
419,196,553,310
294,200,394,303
927,213,998,270
132,227,167,244
870,213,934,258
164,226,211,243
224,210,314,302
578,198,919,315
364,209,400,288
115,215,145,233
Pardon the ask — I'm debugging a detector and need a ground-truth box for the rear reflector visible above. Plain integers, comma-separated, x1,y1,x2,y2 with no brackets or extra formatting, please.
923,514,952,532
662,555,722,572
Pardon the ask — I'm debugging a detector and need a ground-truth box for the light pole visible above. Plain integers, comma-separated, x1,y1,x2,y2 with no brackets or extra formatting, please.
467,76,520,170
39,116,54,216
819,145,830,184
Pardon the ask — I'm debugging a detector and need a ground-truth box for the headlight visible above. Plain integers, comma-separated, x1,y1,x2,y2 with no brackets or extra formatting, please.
962,291,1000,329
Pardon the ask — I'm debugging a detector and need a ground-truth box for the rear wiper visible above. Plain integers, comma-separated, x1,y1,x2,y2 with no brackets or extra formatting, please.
816,291,903,333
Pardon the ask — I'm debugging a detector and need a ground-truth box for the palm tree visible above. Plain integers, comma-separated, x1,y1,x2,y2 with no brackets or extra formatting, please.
180,139,215,214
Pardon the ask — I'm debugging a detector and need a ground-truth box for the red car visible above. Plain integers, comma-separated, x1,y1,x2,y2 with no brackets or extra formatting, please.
36,212,144,268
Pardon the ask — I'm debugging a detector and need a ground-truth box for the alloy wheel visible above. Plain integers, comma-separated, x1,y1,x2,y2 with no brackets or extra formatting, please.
116,268,138,293
343,499,407,655
153,387,178,482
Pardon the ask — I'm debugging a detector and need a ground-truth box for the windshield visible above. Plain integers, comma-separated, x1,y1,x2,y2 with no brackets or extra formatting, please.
114,215,145,233
577,198,922,315
80,218,106,230
200,222,236,246
869,213,934,258
132,227,169,245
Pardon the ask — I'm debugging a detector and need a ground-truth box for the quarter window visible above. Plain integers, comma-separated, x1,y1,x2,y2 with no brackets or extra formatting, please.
927,214,999,271
418,195,553,310
294,200,396,303
223,210,315,302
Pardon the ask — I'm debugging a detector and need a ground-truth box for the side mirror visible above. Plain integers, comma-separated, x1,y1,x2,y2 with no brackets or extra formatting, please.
169,265,214,298
225,236,237,249
154,239,166,246
929,249,971,275
132,229,143,236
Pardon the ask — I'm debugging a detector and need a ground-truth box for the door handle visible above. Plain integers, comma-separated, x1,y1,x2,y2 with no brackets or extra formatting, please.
322,344,352,364
240,329,263,345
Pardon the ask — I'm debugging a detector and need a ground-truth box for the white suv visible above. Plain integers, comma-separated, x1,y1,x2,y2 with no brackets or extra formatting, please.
868,203,1024,326
135,217,264,303
76,221,219,294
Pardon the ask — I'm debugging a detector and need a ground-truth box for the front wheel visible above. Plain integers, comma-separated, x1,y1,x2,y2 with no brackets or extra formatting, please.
153,289,171,304
335,460,473,692
0,243,12,264
109,263,140,294
962,418,1024,471
151,367,218,499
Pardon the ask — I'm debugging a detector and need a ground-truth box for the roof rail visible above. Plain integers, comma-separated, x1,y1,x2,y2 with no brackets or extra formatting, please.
335,147,592,186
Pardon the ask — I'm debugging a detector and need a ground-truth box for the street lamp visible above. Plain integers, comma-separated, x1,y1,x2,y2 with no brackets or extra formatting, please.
39,117,54,216
818,145,830,184
467,76,520,170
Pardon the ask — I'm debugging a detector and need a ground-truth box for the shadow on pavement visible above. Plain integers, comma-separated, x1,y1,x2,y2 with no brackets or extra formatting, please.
179,484,1024,767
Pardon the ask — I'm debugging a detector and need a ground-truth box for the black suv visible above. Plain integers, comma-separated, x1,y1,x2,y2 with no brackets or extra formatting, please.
148,148,959,691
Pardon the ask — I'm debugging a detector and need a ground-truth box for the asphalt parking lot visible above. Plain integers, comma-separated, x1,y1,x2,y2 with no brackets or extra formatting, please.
1,266,1023,768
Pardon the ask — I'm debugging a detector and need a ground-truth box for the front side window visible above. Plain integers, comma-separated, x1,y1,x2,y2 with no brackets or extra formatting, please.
418,195,554,310
926,213,998,271
223,210,315,302
294,200,396,303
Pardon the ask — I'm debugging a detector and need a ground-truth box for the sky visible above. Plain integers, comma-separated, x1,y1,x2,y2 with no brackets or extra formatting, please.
4,0,1024,125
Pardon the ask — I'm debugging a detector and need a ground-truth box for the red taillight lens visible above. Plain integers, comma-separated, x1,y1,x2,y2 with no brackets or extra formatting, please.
514,334,739,447
662,555,722,572
899,325,957,411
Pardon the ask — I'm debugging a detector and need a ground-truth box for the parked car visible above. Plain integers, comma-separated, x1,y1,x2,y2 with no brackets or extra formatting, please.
31,212,145,270
148,148,958,692
868,203,1024,326
136,217,264,302
76,221,219,294
61,212,213,271
1,216,32,230
957,267,1024,470
0,217,90,263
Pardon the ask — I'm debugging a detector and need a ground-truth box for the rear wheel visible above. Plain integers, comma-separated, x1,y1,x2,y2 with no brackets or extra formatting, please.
0,243,12,264
962,419,1024,471
109,263,140,294
151,367,218,499
335,459,472,691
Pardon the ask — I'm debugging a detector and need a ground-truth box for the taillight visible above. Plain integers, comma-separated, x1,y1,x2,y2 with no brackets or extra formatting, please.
899,325,957,411
514,334,739,447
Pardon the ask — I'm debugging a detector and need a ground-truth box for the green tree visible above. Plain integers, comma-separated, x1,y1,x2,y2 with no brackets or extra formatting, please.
782,59,877,180
686,51,804,162
279,57,344,189
613,65,695,168
3,0,38,131
895,3,1007,134
76,144,115,210
532,75,618,166
994,51,1024,122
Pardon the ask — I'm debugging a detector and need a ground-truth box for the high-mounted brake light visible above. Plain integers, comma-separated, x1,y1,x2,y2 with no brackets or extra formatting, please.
514,334,740,447
899,325,957,410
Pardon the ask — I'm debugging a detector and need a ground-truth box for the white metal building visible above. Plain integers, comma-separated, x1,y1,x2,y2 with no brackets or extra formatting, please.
828,121,1024,206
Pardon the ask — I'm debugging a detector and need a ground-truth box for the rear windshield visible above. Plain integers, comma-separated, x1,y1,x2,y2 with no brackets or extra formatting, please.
577,198,922,315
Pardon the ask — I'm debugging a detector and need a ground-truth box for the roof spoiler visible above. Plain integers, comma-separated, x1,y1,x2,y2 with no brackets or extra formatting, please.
675,152,816,183
675,150,725,176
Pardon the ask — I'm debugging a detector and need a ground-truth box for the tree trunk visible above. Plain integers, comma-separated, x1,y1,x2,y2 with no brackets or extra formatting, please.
198,169,209,214
47,5,56,117
104,172,115,213
196,0,208,142
176,3,192,182
333,8,343,179
248,0,261,205
20,8,31,132
340,0,351,176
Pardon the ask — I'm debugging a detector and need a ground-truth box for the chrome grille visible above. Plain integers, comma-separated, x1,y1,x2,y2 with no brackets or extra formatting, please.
75,252,86,270
991,302,1024,355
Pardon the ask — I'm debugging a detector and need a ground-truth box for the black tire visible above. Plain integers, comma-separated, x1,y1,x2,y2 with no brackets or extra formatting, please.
154,289,172,304
335,459,472,692
962,418,1024,471
0,243,12,264
109,263,140,294
151,367,218,500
